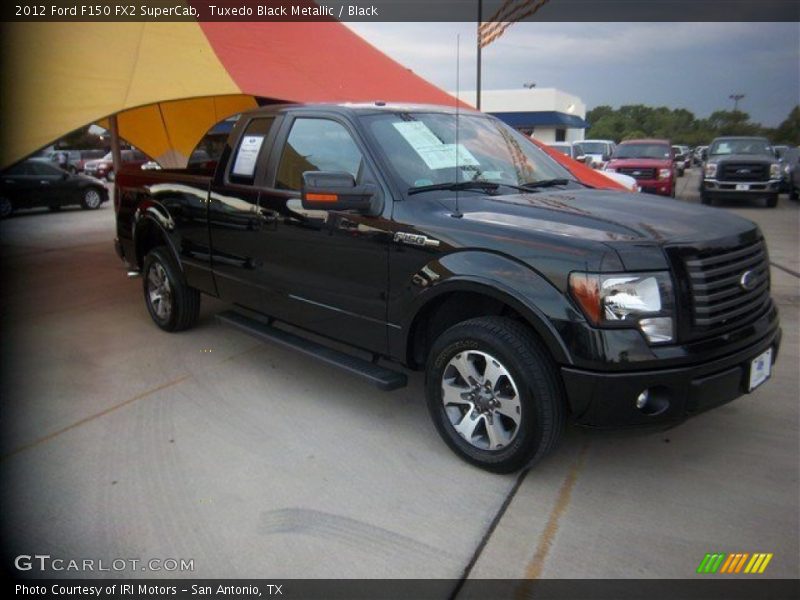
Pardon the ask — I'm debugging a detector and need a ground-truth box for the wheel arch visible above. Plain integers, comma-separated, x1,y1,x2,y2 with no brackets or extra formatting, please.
132,203,183,274
402,276,573,371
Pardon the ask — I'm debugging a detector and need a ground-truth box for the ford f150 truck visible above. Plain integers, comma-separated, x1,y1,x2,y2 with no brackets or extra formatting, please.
114,103,781,473
605,139,676,197
701,136,783,208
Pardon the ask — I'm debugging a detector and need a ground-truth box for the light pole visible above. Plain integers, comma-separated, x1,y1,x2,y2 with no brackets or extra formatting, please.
729,93,745,112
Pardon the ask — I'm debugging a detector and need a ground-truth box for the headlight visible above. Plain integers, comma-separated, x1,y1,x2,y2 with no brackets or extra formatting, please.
569,271,675,344
658,168,671,180
704,163,717,178
770,163,781,179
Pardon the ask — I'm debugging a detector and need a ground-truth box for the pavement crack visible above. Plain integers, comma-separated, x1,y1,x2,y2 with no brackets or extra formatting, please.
771,261,800,279
449,467,530,600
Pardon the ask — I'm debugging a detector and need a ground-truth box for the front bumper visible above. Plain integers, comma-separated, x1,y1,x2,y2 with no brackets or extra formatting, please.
703,178,780,200
636,178,673,196
561,326,781,428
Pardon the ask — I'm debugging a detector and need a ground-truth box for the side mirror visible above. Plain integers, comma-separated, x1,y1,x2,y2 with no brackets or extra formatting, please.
301,171,378,214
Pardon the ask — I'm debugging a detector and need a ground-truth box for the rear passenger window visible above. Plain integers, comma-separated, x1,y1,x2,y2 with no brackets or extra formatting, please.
275,118,364,191
230,117,275,185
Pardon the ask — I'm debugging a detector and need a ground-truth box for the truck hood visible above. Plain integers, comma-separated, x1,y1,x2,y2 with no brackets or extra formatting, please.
707,153,775,165
448,188,756,245
607,158,671,168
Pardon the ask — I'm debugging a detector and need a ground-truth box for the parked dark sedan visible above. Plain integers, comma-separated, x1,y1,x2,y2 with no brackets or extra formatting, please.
0,159,108,218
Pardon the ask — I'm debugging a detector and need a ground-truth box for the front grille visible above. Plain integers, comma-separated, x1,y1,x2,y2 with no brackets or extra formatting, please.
617,167,656,180
682,240,770,336
719,162,768,181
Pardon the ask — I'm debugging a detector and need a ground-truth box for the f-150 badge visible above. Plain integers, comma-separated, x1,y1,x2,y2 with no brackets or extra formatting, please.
393,232,440,248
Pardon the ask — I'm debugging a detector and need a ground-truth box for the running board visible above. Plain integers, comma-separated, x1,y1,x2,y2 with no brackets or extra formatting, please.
216,311,408,391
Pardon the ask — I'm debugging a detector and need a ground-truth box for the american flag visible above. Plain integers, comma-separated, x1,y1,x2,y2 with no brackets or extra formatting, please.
478,0,551,48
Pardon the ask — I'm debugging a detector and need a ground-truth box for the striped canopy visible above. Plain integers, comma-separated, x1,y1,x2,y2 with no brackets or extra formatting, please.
0,20,462,169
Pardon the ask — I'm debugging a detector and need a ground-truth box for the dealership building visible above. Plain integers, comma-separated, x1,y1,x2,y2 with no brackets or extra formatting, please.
453,88,588,144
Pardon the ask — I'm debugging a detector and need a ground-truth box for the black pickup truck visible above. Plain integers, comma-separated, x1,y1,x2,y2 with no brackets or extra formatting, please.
701,136,783,207
114,103,781,472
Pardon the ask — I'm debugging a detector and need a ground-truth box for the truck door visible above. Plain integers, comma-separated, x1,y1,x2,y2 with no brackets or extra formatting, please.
255,114,392,354
207,116,279,309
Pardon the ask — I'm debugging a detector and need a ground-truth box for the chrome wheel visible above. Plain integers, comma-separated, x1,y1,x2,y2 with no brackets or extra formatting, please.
83,188,101,209
147,262,172,322
441,350,521,451
0,197,12,218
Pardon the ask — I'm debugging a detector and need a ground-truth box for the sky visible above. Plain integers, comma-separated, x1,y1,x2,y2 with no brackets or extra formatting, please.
345,22,800,126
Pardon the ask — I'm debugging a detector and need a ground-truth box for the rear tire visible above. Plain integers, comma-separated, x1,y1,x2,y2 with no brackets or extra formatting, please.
425,316,565,473
0,197,14,218
142,246,200,332
791,186,799,201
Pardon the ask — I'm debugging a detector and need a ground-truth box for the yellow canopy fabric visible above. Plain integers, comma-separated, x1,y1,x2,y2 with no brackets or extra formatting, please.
0,20,462,170
1,22,245,168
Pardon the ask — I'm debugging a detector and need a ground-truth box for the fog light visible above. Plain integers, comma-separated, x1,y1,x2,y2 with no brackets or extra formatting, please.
635,386,671,416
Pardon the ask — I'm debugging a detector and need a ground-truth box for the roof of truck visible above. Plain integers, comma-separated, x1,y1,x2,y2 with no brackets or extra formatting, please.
243,102,482,117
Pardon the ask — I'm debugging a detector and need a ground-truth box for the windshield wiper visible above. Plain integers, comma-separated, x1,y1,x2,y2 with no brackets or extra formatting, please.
408,180,532,196
521,178,573,189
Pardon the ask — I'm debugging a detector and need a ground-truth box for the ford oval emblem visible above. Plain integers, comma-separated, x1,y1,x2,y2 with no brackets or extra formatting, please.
740,270,758,291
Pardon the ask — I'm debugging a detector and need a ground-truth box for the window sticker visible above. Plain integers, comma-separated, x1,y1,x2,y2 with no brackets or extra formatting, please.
393,122,480,170
232,135,265,177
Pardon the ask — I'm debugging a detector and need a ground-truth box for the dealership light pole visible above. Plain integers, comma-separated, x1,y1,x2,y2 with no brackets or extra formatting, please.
729,93,745,112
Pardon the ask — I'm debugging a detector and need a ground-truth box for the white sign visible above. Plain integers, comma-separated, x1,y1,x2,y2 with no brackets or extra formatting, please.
393,122,480,170
232,135,265,177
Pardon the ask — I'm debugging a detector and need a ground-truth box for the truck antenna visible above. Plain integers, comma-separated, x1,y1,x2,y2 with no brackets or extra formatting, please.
453,33,463,219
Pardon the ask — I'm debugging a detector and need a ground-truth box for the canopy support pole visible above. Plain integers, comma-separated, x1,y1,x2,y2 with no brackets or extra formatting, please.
109,114,122,177
476,0,482,110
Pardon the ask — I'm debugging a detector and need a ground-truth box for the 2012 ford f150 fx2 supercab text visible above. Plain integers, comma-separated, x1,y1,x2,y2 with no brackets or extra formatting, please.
114,103,781,473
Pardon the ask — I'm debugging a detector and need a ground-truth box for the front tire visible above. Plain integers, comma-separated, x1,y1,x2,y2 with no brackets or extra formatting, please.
701,192,712,205
766,194,778,208
142,247,200,332
425,316,565,473
80,187,103,210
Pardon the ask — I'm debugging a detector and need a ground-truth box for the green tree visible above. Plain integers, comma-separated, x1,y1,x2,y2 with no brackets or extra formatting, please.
773,105,800,144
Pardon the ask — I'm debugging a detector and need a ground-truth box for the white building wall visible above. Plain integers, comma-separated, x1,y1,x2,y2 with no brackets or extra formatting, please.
449,88,587,143
532,127,557,144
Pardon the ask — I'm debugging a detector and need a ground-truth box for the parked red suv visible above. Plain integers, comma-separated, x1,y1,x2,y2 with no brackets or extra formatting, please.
604,139,676,197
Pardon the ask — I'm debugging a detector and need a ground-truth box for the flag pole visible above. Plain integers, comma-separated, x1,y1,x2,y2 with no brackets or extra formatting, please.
476,0,482,110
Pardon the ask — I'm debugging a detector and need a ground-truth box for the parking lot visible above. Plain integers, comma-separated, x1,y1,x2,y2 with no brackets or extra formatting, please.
1,168,798,583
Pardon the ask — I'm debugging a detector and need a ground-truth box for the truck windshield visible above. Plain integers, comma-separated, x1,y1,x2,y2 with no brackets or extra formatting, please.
578,142,609,154
361,112,573,193
709,139,772,156
614,144,671,160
